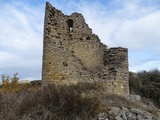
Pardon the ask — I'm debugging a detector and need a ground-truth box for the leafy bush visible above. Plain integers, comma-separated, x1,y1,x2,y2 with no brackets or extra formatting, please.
138,69,160,83
129,69,160,107
129,72,142,94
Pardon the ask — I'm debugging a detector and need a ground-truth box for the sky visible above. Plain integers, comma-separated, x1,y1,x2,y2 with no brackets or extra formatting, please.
0,0,160,80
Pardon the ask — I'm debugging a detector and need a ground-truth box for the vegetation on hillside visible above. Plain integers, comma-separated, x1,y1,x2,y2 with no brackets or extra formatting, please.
0,69,159,119
0,75,105,119
129,69,160,107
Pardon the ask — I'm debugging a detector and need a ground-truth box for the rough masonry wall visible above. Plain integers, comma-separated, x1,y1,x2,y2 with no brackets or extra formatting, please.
42,2,129,95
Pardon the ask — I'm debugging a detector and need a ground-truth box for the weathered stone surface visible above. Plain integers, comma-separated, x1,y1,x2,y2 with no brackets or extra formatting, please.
124,95,141,102
97,107,159,120
115,116,123,120
122,107,129,112
98,113,108,120
42,2,129,95
121,113,127,120
109,107,121,116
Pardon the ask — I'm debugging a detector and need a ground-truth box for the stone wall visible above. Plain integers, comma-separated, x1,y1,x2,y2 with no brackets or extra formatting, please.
42,2,129,95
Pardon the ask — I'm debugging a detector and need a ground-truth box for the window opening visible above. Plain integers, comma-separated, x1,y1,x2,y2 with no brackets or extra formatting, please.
67,19,73,32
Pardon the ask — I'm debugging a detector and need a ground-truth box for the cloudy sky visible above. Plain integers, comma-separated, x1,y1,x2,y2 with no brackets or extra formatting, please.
0,0,160,80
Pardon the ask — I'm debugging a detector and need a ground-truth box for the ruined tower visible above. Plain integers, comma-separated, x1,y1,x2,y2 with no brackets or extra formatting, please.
42,2,129,95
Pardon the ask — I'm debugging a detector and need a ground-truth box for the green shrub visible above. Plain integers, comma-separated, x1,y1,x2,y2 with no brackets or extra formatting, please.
129,72,142,94
129,69,160,107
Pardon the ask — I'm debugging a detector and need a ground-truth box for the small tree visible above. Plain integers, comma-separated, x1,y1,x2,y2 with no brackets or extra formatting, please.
1,73,19,93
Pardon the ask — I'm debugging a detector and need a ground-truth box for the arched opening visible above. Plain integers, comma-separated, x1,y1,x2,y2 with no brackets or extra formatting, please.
67,19,73,32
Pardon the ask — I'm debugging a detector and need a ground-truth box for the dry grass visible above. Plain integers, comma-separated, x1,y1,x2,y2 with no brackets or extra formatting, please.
0,83,102,120
0,78,159,119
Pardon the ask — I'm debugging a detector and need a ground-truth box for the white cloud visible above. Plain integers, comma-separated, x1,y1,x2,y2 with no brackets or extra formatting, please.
130,60,160,72
0,51,41,67
0,51,14,63
0,3,43,50
0,1,43,68
114,11,160,49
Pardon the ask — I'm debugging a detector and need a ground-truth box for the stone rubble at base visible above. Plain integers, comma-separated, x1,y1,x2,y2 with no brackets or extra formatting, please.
97,107,158,120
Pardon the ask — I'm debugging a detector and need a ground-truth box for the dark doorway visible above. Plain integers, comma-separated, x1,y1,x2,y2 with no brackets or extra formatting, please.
67,19,73,32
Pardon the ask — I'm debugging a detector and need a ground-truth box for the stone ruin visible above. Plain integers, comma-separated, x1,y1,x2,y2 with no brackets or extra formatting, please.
42,2,129,95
